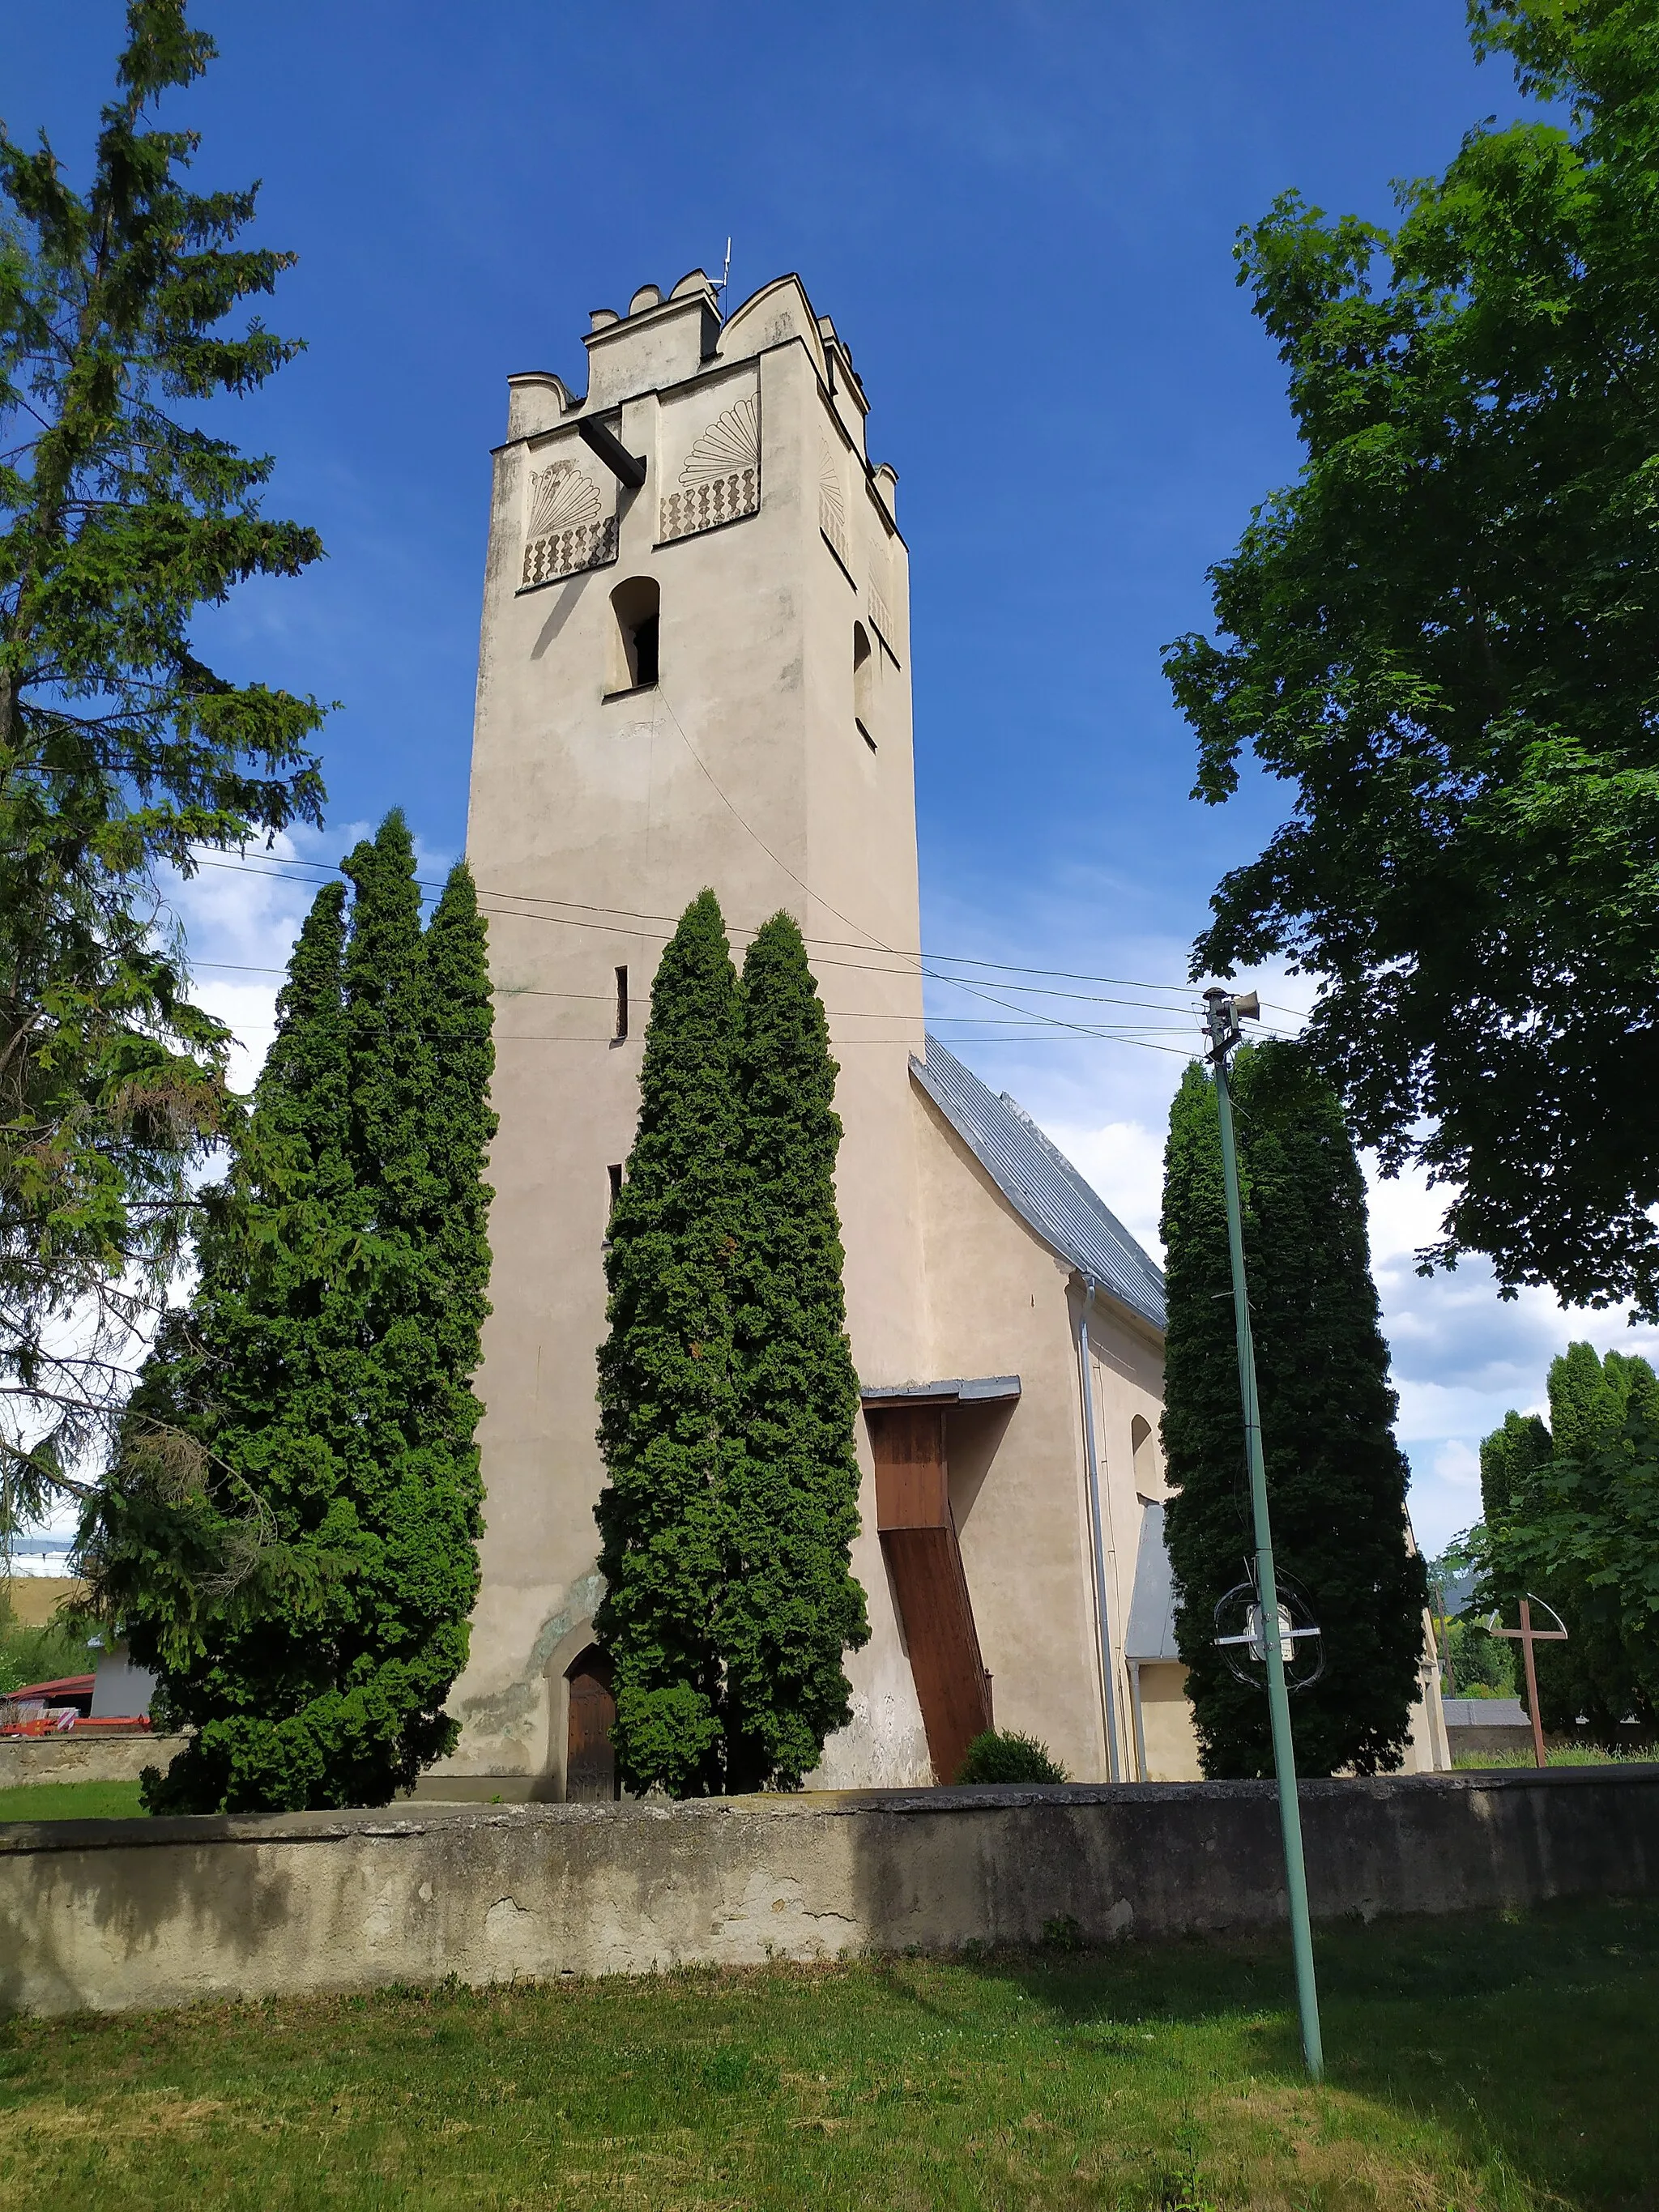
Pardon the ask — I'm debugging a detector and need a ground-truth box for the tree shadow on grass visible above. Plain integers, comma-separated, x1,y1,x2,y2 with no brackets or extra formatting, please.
954,1897,1659,2210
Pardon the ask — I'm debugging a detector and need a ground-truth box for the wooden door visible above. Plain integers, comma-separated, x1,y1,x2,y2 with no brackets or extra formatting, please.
565,1648,618,1801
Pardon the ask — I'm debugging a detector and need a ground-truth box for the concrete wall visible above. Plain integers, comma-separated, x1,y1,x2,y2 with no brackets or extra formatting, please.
3,1768,1654,2018
0,1734,186,1791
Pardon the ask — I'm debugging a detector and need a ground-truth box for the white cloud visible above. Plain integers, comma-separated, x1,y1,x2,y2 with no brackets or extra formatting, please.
1043,1116,1166,1255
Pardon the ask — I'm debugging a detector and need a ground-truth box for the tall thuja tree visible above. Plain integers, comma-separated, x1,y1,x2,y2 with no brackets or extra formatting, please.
322,812,492,1801
1162,1042,1428,1777
0,2,327,1538
88,874,360,1807
595,889,738,1797
87,815,493,1811
410,859,497,1697
721,912,868,1792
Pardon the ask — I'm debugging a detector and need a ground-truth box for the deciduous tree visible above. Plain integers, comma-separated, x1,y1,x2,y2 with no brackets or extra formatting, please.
1164,0,1659,1314
1478,1344,1659,1738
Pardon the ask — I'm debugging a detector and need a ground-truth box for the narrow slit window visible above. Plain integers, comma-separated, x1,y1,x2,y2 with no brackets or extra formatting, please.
853,620,876,748
613,965,629,1041
608,1163,624,1208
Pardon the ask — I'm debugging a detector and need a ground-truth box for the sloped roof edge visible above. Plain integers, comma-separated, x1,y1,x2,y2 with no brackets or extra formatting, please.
911,1039,1166,1334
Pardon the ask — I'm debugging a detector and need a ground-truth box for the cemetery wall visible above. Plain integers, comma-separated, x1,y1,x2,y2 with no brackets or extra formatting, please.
0,1732,188,1791
2,1766,1656,2018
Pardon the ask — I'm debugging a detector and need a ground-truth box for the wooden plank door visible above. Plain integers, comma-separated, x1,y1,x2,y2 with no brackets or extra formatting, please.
565,1647,619,1802
868,1406,993,1784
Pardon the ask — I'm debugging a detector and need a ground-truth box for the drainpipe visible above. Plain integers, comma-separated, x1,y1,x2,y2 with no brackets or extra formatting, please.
1076,1279,1124,1782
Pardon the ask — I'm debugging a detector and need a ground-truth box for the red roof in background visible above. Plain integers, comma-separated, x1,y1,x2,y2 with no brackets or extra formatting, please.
4,1675,95,1702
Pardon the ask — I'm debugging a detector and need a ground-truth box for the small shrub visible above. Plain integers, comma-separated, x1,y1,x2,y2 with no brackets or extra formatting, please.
953,1730,1068,1786
1042,1913,1082,1952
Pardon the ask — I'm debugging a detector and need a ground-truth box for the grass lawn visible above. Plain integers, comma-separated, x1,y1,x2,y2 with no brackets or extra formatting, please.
1,1899,1655,2210
0,1777,145,1821
1452,1745,1652,1770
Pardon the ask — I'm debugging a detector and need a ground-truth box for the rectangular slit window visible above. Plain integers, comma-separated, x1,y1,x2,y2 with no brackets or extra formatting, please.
608,1163,624,1208
613,966,629,1042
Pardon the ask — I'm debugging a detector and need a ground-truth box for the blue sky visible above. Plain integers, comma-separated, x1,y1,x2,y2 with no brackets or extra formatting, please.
9,1,1641,1553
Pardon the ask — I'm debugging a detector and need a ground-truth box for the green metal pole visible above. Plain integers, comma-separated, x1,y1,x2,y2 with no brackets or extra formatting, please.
1205,994,1324,2081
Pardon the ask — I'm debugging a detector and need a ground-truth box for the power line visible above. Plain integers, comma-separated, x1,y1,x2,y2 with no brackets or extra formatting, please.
184,852,1277,1012
187,853,1264,1043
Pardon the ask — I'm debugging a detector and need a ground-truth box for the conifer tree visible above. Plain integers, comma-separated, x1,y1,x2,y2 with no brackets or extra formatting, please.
595,890,738,1796
87,814,494,1811
1,2,329,1536
1161,1042,1427,1777
721,913,868,1791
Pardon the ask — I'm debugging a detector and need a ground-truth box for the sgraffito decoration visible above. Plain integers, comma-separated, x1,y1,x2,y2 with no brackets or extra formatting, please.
659,390,761,543
818,441,850,569
867,582,898,663
521,458,618,586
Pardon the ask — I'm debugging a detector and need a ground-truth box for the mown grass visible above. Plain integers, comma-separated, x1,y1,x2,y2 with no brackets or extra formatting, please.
1452,1744,1653,1770
0,1777,145,1822
1,1899,1655,2209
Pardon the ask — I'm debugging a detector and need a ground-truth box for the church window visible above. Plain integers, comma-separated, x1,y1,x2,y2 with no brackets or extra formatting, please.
853,620,876,749
613,965,629,1041
1132,1413,1159,1492
608,1162,623,1209
608,577,660,693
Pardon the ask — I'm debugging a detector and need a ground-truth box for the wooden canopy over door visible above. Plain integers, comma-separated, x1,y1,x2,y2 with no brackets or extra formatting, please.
868,1404,992,1784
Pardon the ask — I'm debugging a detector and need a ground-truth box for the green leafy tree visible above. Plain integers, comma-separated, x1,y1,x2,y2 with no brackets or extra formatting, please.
1426,1540,1516,1698
1478,1344,1659,1738
1161,1042,1428,1777
84,815,494,1812
595,889,738,1797
0,1,327,1535
721,912,868,1792
1163,1,1659,1315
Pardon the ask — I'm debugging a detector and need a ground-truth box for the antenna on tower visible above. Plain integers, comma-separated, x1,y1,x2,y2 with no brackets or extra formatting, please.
716,237,731,305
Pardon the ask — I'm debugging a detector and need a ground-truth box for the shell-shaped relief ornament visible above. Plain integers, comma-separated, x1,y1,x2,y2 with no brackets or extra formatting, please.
818,443,845,525
527,460,602,540
679,392,761,486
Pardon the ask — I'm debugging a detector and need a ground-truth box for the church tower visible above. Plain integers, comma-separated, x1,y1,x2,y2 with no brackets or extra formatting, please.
445,271,939,1791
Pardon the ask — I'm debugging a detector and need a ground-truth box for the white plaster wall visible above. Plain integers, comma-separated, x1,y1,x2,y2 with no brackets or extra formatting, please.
447,275,931,1790
901,1087,1171,1785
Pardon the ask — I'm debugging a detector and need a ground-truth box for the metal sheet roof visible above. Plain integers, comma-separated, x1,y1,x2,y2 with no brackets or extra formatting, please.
1124,1499,1181,1661
911,1040,1166,1332
860,1376,1022,1407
